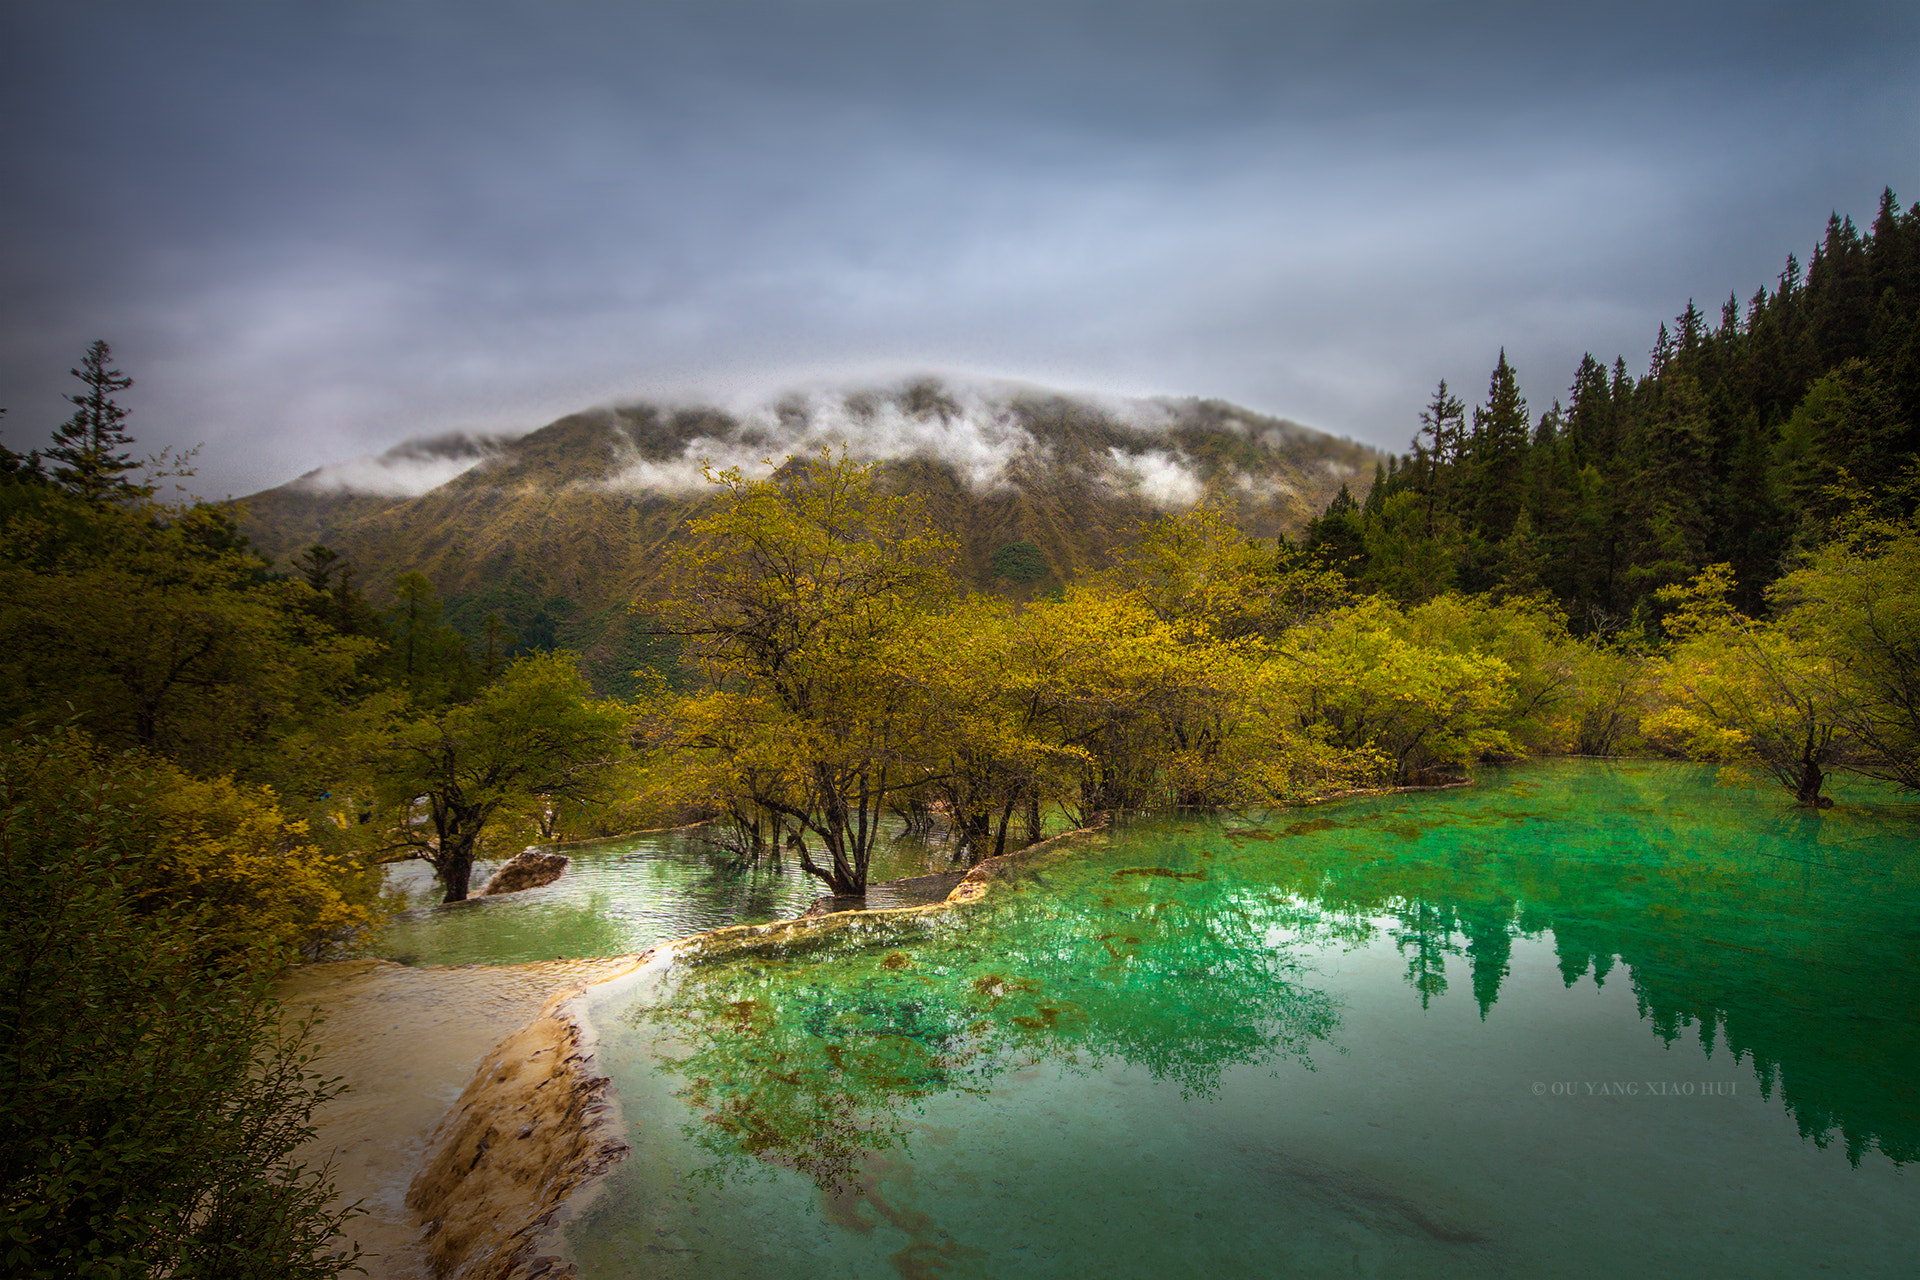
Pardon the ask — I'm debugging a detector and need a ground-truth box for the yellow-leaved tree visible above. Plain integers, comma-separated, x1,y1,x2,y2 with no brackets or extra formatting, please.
1268,595,1519,787
1770,496,1920,792
895,595,1089,859
1646,564,1858,806
651,452,957,895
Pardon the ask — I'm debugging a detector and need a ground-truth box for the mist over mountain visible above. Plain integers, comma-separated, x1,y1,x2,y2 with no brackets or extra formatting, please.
237,377,1382,691
288,432,524,497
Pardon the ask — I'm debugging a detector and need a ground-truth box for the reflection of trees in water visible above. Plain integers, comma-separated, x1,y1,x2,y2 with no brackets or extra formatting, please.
635,766,1920,1193
1252,773,1920,1167
635,881,1344,1193
681,857,796,923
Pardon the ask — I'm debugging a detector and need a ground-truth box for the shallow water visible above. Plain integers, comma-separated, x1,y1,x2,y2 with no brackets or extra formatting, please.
369,826,962,967
568,761,1920,1279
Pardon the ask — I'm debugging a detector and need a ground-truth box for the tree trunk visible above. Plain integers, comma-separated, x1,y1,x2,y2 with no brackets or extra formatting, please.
1793,756,1831,808
440,855,473,903
436,831,479,902
793,824,863,896
991,796,1016,860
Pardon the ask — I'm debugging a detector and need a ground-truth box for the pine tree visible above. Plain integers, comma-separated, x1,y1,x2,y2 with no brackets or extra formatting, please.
1628,370,1714,593
1719,293,1742,338
1303,483,1367,578
1649,322,1676,379
1470,351,1529,541
1413,379,1467,534
1676,301,1705,355
47,340,143,504
292,544,344,593
1361,461,1388,516
1565,354,1614,467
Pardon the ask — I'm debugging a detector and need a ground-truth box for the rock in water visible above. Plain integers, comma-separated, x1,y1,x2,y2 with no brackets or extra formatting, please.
481,851,569,896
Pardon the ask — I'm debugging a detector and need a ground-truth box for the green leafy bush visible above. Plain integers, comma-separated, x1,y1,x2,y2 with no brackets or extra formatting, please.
0,734,361,1278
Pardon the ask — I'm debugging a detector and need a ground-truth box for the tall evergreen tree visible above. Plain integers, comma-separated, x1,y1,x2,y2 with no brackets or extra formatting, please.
47,340,143,505
1361,461,1388,516
1303,482,1366,578
1412,379,1467,534
1565,354,1614,468
1627,370,1715,594
1470,351,1529,542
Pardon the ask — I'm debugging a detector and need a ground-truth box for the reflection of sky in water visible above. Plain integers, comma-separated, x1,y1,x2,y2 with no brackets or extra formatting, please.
367,824,972,967
566,761,1920,1279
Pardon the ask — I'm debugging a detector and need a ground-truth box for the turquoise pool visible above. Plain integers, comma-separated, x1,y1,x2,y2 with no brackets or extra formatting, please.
560,761,1920,1278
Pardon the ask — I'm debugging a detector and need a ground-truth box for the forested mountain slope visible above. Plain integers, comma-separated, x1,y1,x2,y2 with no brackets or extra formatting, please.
1308,189,1920,630
236,380,1381,691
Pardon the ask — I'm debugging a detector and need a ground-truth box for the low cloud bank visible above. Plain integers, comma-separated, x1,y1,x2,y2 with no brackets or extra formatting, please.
291,432,522,496
285,377,1357,510
598,377,1301,507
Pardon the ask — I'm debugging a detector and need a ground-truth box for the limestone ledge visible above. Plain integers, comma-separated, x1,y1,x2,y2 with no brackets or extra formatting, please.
404,956,651,1280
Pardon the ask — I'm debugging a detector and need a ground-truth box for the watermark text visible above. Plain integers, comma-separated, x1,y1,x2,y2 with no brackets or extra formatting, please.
1531,1080,1739,1098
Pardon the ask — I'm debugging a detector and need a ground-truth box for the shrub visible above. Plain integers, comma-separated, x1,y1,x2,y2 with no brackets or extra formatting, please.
0,734,361,1278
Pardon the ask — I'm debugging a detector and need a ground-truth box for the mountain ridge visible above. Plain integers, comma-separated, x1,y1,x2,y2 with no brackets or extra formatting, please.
233,378,1384,691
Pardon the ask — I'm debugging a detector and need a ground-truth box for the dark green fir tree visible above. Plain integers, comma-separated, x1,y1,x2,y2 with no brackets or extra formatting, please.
47,340,144,504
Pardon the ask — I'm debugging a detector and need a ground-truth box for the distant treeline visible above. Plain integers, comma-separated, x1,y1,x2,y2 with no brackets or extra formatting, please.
1306,189,1920,627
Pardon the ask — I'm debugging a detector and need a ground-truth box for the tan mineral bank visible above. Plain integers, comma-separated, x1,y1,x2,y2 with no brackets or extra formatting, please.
276,955,646,1280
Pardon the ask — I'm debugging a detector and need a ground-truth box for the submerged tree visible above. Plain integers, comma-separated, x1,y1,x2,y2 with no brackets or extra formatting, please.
366,651,628,901
1648,565,1858,806
1769,489,1920,792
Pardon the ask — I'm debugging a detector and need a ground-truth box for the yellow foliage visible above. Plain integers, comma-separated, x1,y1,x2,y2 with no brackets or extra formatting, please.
1111,503,1349,641
1399,593,1586,754
1647,565,1851,802
141,761,378,960
641,461,1638,844
1266,596,1519,786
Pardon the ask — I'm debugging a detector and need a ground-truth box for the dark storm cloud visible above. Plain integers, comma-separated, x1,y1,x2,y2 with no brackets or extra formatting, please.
1,1,1915,496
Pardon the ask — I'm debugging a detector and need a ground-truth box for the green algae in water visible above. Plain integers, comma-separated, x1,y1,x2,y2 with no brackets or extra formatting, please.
572,762,1920,1278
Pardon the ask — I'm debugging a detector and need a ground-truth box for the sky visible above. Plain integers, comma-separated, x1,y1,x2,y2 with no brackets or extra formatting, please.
1,0,1916,498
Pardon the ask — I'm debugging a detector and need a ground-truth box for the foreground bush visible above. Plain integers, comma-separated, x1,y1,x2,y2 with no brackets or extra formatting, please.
0,734,360,1278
